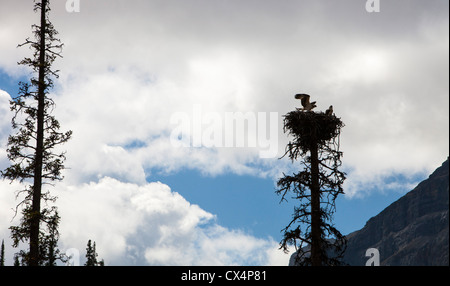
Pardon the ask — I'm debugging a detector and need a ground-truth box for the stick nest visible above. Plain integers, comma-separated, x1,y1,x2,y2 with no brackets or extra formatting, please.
283,110,344,152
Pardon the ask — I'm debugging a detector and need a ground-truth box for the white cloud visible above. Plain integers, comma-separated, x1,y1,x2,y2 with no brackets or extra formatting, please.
55,177,288,265
3,0,446,186
52,0,448,186
0,180,30,266
0,90,13,174
0,177,288,265
0,90,12,140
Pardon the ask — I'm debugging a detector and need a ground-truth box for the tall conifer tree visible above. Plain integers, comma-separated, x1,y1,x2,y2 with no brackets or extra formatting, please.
1,0,71,266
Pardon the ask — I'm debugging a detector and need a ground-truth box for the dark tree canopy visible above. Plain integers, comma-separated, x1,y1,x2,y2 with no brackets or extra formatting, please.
277,110,347,266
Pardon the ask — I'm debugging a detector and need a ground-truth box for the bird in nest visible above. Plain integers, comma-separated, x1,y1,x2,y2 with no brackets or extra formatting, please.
295,93,317,111
325,105,333,116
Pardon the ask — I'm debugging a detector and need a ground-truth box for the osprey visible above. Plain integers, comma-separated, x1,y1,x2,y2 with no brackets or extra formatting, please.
325,105,333,116
295,93,316,111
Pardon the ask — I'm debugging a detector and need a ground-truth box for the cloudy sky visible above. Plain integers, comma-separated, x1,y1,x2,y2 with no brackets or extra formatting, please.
0,0,448,265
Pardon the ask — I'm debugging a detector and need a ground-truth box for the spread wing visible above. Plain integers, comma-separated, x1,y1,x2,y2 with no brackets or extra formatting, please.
294,93,310,107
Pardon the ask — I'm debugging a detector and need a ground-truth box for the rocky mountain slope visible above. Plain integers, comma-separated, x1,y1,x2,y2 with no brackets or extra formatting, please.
343,158,449,265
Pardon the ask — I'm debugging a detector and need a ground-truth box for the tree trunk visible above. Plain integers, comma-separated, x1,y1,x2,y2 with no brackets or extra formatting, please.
29,0,47,266
310,139,322,266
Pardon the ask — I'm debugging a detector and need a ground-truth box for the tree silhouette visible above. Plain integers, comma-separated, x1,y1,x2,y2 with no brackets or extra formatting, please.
85,240,104,266
277,109,346,266
0,240,4,266
1,0,71,266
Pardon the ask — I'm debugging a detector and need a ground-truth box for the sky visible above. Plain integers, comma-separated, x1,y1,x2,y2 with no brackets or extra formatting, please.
0,0,448,266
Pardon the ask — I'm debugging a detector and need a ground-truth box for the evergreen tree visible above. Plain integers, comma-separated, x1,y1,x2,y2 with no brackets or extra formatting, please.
0,240,4,266
43,211,62,266
85,240,97,266
1,0,71,266
13,255,20,266
98,259,105,266
277,108,347,266
85,240,104,266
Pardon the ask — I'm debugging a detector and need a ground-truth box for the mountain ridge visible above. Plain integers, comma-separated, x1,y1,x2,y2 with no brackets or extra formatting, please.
343,158,449,265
